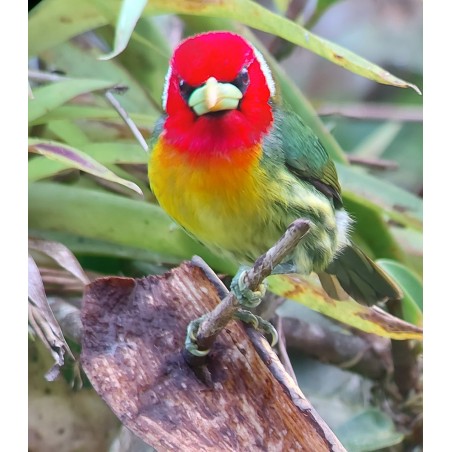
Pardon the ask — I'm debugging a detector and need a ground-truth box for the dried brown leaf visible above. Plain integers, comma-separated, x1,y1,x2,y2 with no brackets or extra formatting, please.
81,262,345,451
28,254,74,380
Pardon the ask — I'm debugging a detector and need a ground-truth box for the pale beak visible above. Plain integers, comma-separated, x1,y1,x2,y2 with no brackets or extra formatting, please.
188,77,243,116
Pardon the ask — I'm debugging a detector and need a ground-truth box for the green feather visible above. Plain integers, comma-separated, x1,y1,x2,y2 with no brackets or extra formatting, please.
325,245,403,305
266,106,342,206
264,105,402,305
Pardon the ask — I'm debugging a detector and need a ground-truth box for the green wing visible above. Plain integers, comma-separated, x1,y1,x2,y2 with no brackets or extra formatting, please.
267,106,402,305
149,115,166,151
268,106,342,207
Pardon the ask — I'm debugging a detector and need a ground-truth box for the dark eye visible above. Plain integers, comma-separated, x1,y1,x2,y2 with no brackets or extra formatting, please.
234,68,250,93
179,79,194,101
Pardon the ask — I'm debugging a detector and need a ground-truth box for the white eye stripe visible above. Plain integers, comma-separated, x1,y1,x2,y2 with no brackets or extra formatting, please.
251,45,276,97
162,65,172,111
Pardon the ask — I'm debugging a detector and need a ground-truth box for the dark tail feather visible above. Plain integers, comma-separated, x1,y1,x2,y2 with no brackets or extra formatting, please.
320,245,403,306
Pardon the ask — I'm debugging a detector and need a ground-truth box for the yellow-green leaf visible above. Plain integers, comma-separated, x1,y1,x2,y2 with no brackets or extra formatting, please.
267,274,423,340
140,0,420,92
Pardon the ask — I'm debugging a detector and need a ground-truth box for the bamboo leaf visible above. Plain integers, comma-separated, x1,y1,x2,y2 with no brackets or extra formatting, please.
143,0,420,92
28,0,105,56
376,259,423,326
97,0,148,60
28,182,236,275
28,104,157,127
30,0,420,93
267,274,422,340
28,78,117,123
28,139,143,195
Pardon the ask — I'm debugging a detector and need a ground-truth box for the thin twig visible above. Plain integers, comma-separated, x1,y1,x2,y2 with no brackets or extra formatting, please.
282,316,392,380
104,90,149,153
348,155,399,170
276,314,298,385
317,103,423,123
28,69,69,83
193,219,311,354
28,69,148,152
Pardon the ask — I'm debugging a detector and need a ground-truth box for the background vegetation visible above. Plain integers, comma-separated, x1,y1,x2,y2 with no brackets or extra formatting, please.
28,0,422,450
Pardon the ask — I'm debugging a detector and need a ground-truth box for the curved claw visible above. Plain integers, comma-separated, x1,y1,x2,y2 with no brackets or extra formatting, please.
231,265,267,308
234,309,279,347
185,318,210,357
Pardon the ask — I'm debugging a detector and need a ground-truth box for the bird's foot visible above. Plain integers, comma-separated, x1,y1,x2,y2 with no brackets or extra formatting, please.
234,309,278,347
230,265,266,308
185,316,210,357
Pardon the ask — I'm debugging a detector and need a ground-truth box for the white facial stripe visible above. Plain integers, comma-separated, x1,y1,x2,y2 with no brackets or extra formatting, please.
251,45,276,97
162,65,172,111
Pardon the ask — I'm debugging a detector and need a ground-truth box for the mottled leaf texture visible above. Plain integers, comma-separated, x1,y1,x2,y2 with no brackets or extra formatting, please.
267,274,422,340
81,262,346,451
28,254,74,380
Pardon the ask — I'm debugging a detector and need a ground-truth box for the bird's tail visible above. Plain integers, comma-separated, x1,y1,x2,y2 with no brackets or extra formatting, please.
318,245,403,306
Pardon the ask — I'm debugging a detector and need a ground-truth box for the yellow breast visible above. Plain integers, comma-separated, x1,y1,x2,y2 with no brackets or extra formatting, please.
149,137,273,255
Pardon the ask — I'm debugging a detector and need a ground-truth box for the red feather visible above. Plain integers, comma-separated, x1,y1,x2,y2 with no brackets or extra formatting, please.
163,32,273,158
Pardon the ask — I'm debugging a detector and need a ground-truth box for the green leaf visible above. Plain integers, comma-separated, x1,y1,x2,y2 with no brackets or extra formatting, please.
28,0,105,56
352,122,403,158
29,229,183,266
28,182,236,275
98,17,172,107
141,0,420,92
81,142,147,164
376,259,423,326
339,163,423,228
28,158,71,182
30,0,420,92
267,274,422,340
28,105,156,127
28,78,117,123
288,356,403,450
46,120,90,147
336,409,404,452
97,0,147,60
28,139,142,195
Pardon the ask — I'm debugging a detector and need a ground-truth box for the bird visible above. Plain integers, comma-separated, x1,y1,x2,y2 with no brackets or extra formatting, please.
148,31,402,350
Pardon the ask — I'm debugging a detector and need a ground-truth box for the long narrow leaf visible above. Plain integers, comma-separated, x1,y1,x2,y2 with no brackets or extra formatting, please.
30,0,419,92
97,0,148,60
28,182,237,275
267,274,422,340
28,78,117,123
28,139,142,195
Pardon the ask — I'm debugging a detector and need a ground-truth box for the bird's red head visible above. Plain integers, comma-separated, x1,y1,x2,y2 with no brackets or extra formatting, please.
162,32,275,156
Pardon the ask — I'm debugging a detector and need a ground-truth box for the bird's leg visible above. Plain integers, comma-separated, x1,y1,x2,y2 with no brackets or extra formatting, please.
234,308,278,347
230,265,279,346
230,265,266,308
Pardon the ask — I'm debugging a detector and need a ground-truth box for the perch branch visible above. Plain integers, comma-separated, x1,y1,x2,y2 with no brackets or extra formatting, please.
191,219,311,355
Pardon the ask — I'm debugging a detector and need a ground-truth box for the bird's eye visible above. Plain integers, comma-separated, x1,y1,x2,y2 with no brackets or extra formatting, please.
234,68,250,93
179,79,194,101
